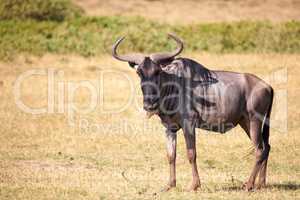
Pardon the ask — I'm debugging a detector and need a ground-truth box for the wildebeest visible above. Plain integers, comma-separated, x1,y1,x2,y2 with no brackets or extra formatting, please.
112,34,274,191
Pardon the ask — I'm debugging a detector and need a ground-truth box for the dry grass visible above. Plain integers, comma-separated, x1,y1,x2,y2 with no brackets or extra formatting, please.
73,0,300,24
0,53,299,199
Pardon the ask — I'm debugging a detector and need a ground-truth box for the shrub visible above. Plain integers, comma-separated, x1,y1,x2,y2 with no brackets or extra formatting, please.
0,16,299,60
0,0,83,21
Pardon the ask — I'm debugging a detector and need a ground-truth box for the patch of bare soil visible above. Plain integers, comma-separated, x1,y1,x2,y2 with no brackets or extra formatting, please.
73,0,300,23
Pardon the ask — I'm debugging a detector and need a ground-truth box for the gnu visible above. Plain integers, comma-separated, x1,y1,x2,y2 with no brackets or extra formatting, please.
112,34,274,192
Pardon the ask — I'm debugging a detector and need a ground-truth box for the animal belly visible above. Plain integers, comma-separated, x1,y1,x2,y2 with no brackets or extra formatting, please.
196,110,239,133
192,79,244,133
197,119,237,133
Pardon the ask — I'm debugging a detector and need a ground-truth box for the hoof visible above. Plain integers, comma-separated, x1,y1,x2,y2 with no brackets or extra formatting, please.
242,182,254,192
256,182,266,190
186,181,201,192
160,182,176,192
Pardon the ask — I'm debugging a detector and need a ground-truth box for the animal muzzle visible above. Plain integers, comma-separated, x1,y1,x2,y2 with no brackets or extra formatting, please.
143,101,159,112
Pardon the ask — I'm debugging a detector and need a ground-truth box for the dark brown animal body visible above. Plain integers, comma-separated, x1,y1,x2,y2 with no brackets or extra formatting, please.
112,34,274,192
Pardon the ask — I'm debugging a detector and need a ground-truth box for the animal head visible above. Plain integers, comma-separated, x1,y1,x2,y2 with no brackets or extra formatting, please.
112,34,184,114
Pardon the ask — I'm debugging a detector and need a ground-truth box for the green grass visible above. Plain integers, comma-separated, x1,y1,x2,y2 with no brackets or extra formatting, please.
0,16,300,60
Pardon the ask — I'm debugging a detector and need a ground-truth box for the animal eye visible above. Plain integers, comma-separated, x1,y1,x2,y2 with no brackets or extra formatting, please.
136,70,143,77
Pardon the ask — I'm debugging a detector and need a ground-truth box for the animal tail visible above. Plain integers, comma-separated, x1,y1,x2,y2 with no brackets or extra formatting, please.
262,87,274,145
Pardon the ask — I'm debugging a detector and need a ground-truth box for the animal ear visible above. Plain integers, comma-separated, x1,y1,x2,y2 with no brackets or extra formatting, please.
128,62,139,70
128,62,135,68
161,60,185,77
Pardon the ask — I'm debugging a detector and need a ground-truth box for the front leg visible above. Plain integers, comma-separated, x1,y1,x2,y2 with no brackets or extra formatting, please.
161,129,177,192
183,120,201,191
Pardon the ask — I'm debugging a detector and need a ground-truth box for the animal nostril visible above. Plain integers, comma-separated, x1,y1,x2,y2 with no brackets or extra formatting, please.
143,100,159,111
143,103,151,110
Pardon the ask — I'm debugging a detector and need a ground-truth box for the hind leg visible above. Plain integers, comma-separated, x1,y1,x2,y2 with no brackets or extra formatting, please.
257,87,273,189
239,115,250,139
243,119,267,191
256,144,270,189
257,122,271,189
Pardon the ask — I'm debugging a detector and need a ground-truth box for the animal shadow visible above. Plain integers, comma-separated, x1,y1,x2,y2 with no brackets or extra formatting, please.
220,182,300,192
266,182,300,191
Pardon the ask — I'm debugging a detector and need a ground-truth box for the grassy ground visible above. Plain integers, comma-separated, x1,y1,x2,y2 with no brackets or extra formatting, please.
0,53,299,199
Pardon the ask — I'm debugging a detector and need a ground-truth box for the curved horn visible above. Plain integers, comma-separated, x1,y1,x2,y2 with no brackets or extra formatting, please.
150,33,184,63
112,37,145,64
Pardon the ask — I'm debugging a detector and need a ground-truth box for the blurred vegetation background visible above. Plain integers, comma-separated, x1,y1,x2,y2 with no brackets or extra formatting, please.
0,0,83,21
0,0,299,60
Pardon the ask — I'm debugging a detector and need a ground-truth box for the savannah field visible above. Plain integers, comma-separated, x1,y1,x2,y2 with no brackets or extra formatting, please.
0,0,300,200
